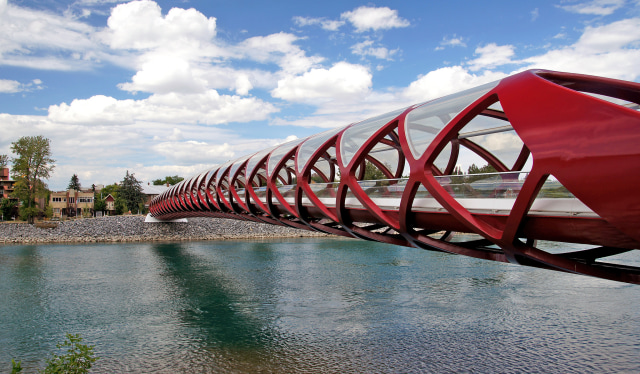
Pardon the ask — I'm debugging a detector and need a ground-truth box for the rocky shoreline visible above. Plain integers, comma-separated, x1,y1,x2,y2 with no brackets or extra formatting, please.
0,216,330,245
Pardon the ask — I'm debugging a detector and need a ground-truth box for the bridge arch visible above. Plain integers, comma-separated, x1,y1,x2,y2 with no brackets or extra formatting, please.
150,69,640,284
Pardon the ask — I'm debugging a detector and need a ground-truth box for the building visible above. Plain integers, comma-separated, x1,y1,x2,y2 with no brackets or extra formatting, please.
50,188,94,218
0,167,15,199
104,194,116,216
142,183,170,211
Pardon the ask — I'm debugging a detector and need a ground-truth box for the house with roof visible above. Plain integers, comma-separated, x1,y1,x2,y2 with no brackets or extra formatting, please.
49,188,94,218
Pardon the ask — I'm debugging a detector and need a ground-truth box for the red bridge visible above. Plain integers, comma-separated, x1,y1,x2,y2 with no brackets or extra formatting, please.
150,70,640,285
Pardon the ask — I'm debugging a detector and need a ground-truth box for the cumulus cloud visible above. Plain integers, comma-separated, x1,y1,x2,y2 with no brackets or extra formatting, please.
0,110,290,189
153,140,235,164
0,78,45,93
435,35,467,50
0,0,102,70
522,18,640,80
467,43,516,71
102,1,216,50
48,90,278,125
558,0,625,16
293,16,345,31
340,6,410,33
0,79,22,93
403,66,507,103
351,40,399,60
237,32,324,75
118,56,207,94
271,62,372,103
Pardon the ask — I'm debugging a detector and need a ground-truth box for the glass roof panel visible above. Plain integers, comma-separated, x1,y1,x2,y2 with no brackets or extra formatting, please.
297,127,343,172
228,154,252,181
267,138,306,176
246,146,277,177
404,81,499,159
339,107,407,167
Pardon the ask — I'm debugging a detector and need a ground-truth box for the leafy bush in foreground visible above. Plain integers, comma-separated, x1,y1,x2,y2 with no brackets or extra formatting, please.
10,333,99,374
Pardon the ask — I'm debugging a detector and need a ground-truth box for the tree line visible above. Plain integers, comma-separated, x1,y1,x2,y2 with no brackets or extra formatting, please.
1,135,182,223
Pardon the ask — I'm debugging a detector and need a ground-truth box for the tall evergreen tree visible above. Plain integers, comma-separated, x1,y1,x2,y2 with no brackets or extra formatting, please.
120,170,144,213
68,174,81,190
10,135,55,224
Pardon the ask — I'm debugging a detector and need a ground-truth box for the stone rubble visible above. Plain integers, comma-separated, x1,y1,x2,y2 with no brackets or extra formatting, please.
0,216,329,244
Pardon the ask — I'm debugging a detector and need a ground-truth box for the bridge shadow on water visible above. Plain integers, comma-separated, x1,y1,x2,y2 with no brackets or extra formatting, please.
149,242,277,350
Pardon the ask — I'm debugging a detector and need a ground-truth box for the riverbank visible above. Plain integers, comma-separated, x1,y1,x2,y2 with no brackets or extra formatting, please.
0,216,329,244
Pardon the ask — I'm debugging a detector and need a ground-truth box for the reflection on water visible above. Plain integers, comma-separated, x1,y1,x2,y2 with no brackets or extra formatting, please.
0,238,639,373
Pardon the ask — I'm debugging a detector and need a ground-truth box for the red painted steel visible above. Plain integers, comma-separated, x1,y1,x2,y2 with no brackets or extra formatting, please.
149,70,640,284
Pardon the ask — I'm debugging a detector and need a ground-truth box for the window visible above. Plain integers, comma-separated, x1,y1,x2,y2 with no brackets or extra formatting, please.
68,197,75,203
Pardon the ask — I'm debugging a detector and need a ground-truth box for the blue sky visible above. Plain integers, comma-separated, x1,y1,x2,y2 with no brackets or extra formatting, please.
1,0,640,190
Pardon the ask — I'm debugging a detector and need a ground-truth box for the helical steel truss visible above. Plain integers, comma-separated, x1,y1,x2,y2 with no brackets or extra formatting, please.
150,70,640,284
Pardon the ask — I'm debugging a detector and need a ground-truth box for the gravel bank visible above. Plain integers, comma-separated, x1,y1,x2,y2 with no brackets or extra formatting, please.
0,216,329,244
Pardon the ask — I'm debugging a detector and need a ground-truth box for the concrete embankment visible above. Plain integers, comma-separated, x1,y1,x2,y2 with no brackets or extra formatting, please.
0,216,329,244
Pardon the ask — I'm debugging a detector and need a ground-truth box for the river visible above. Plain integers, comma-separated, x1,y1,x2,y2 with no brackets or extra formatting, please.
0,238,638,373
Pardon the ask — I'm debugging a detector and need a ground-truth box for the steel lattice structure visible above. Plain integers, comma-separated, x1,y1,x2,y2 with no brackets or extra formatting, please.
150,70,640,284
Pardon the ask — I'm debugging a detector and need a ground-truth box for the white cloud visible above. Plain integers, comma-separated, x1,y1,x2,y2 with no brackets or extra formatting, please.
522,18,640,80
0,79,22,93
340,6,410,33
293,16,344,31
48,90,278,125
237,32,324,75
559,0,625,16
575,17,640,52
118,56,207,94
102,1,216,50
436,35,467,50
531,8,539,21
0,111,292,190
0,1,103,70
403,66,507,103
167,128,184,141
467,43,516,71
153,140,235,164
0,78,44,93
320,19,345,31
351,40,399,60
271,61,372,103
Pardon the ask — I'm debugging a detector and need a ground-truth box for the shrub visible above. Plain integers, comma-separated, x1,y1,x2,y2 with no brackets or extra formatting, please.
40,333,99,374
9,333,100,374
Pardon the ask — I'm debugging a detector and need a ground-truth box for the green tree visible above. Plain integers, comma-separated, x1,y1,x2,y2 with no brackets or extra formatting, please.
93,194,106,212
100,184,120,199
465,163,498,183
67,174,81,190
120,171,144,213
0,198,16,220
467,163,497,175
362,160,387,180
152,175,184,186
10,136,55,224
114,197,127,215
0,154,8,169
